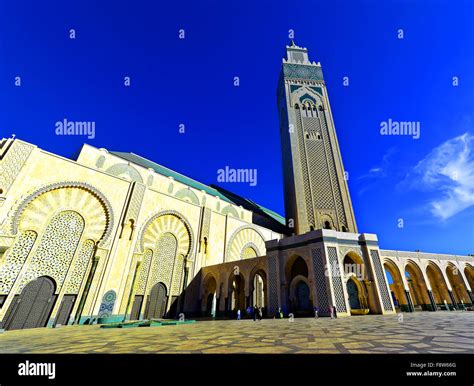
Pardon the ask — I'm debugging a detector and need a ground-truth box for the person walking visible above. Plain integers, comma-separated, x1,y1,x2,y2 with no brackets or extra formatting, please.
314,306,319,319
237,309,241,320
258,307,263,321
253,306,257,321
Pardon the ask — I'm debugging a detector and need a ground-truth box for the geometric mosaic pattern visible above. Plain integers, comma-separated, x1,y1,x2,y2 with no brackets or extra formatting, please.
312,247,331,315
0,140,34,196
327,247,347,313
65,240,95,294
98,290,116,318
136,250,152,295
2,313,473,354
370,249,394,312
170,254,184,296
17,211,84,293
146,233,177,294
0,231,37,294
318,113,348,229
283,63,323,81
267,255,279,315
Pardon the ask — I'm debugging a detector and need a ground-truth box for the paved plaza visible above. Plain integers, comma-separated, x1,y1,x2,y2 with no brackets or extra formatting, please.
0,312,473,354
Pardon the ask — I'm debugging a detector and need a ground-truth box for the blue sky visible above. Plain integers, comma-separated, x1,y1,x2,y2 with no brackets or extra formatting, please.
1,0,473,255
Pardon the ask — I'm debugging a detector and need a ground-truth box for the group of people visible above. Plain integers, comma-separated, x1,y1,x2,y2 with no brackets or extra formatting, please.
236,305,338,320
236,306,264,320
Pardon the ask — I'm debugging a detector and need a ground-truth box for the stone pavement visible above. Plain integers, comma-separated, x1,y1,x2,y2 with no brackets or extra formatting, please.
0,312,473,354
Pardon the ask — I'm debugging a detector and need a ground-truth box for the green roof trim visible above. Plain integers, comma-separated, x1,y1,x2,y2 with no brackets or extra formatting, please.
110,151,233,204
110,151,286,227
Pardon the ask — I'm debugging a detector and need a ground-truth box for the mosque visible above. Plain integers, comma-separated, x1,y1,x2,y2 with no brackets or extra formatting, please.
0,42,473,330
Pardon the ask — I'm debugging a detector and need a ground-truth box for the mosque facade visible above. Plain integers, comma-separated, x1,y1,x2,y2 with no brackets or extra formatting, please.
0,43,472,330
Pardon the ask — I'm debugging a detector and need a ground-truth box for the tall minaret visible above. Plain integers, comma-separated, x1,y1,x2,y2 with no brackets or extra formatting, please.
277,41,357,235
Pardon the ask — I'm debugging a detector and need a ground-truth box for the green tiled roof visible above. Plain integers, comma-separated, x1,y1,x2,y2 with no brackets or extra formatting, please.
110,151,233,204
110,151,286,227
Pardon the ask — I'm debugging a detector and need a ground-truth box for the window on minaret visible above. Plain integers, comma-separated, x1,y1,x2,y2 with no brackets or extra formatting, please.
324,221,331,229
203,237,208,254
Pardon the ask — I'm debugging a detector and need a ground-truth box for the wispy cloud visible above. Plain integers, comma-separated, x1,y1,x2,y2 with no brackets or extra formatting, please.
403,132,474,220
357,147,397,195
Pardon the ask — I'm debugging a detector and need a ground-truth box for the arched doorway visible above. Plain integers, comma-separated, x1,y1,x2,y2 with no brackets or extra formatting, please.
3,276,57,331
286,256,313,315
294,280,311,311
145,282,167,319
384,260,410,311
202,275,217,317
426,263,452,310
405,262,431,311
251,270,266,309
229,274,245,315
343,252,373,313
464,265,474,301
446,264,471,307
346,278,361,310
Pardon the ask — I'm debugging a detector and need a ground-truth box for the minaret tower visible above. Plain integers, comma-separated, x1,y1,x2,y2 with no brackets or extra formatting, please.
277,41,357,235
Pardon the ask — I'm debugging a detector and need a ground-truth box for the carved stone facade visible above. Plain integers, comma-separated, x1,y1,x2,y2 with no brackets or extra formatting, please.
0,138,282,329
0,42,472,331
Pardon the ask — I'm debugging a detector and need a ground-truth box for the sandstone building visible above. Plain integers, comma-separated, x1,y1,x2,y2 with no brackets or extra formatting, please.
0,42,472,330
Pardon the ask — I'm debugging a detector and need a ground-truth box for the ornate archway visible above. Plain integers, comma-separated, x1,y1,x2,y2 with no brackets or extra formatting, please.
286,256,313,315
227,272,246,316
202,274,217,317
404,261,431,311
426,263,452,309
384,259,410,311
464,265,474,299
446,264,471,307
346,277,362,310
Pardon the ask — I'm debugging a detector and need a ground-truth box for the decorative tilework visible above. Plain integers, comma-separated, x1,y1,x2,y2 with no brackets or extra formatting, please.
125,182,145,222
65,240,95,293
18,211,84,293
0,231,37,294
312,247,330,315
283,63,323,81
327,247,347,313
370,249,394,311
147,233,177,293
267,255,279,315
0,141,34,195
98,290,116,318
136,250,152,294
8,182,114,248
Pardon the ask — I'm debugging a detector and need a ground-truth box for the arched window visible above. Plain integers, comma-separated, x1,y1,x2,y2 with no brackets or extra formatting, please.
342,226,347,232
294,103,299,109
324,221,331,229
203,237,208,254
309,225,314,231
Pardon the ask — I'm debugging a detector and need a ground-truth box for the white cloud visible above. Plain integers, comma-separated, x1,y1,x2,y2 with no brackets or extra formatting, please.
407,132,474,220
